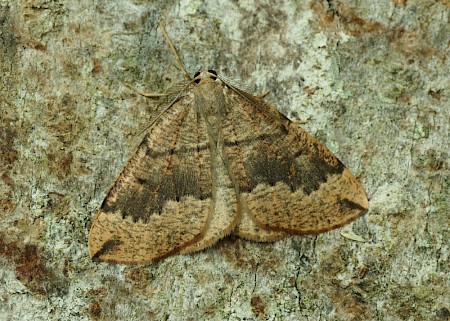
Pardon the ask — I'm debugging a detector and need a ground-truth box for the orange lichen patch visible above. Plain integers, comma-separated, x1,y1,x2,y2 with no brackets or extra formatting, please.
124,267,152,290
0,124,18,171
0,234,66,295
0,172,16,214
331,290,368,320
251,295,267,318
87,300,102,320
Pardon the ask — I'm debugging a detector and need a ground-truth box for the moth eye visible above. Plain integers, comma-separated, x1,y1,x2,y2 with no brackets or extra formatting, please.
194,71,201,84
208,69,217,81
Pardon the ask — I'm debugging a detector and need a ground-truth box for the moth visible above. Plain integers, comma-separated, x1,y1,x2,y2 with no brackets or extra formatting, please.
88,22,368,264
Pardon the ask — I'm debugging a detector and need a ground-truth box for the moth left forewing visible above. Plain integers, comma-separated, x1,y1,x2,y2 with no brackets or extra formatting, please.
88,91,215,264
220,82,368,238
163,79,194,103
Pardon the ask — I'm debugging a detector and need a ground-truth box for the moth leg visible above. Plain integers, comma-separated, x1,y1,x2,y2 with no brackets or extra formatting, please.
292,117,309,125
256,90,270,99
125,83,169,98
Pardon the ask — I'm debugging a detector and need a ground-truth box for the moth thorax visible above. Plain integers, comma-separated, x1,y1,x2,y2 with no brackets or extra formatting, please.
193,80,226,119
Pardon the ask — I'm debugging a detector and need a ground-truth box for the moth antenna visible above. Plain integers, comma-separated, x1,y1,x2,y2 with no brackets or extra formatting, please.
157,20,192,81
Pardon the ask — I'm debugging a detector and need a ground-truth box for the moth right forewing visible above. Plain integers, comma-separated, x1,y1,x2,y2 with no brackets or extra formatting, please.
217,72,256,95
234,200,289,242
221,87,368,236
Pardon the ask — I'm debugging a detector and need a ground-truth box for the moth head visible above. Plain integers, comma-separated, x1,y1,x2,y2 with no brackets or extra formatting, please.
193,69,218,84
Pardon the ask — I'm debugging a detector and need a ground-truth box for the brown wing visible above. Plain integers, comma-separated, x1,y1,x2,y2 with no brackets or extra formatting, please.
88,94,213,264
221,88,368,238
